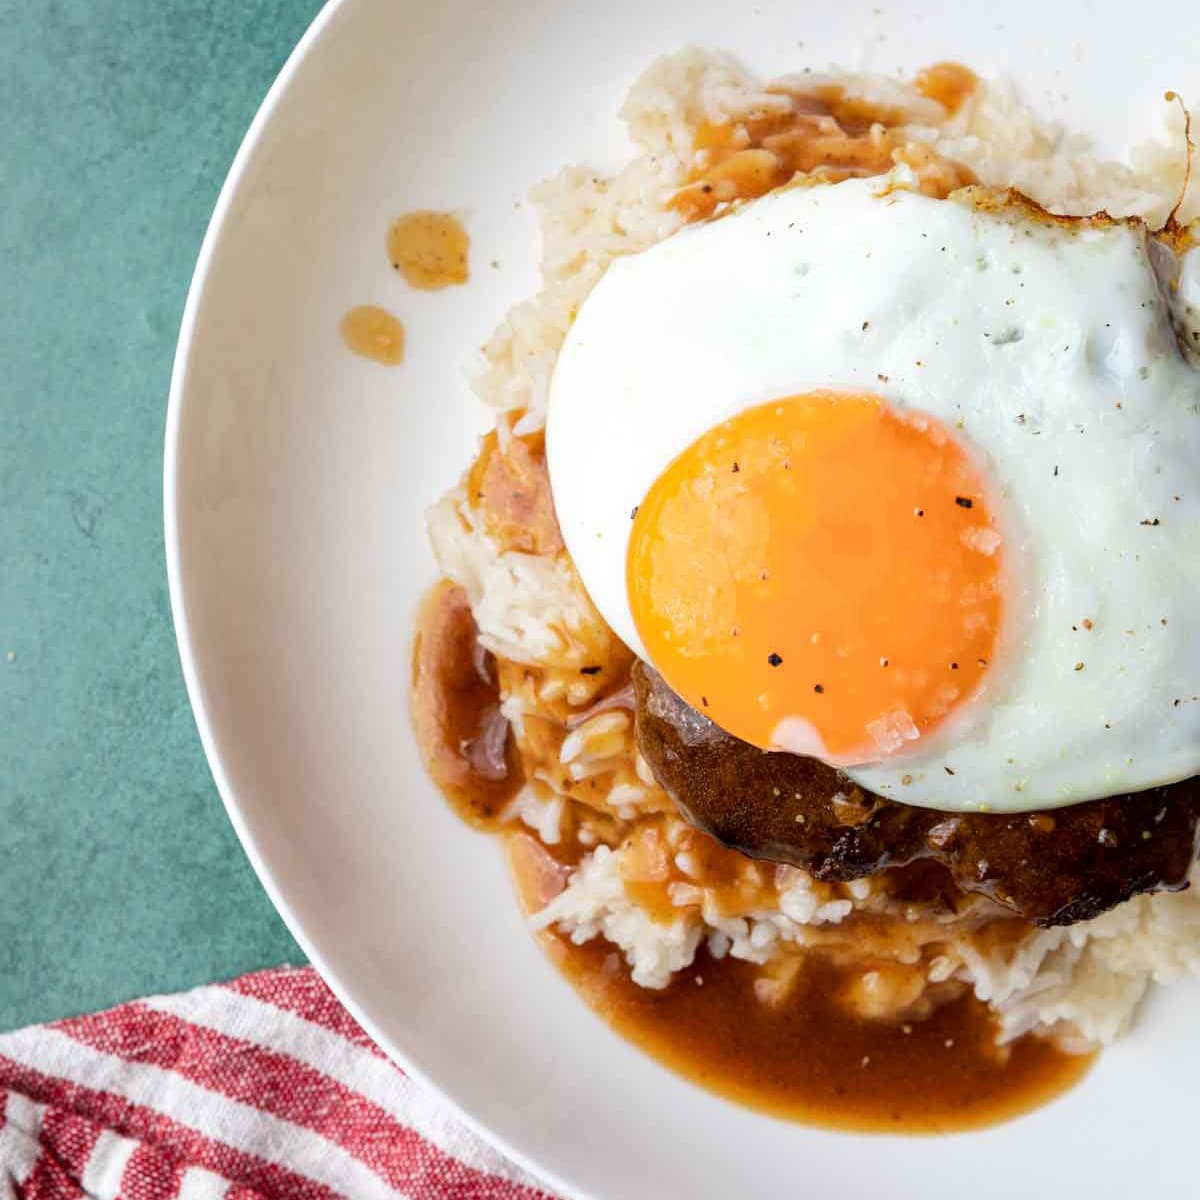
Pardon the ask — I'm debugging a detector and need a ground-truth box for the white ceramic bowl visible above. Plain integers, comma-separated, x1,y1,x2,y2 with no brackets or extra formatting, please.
165,2,1200,1195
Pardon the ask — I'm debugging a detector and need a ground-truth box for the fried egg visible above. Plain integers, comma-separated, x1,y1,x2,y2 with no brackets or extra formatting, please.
546,171,1200,812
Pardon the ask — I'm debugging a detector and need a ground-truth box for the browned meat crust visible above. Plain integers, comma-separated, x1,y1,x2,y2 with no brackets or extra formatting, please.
633,662,1200,926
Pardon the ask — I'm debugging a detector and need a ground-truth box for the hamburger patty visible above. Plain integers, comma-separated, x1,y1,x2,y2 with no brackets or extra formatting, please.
633,662,1200,925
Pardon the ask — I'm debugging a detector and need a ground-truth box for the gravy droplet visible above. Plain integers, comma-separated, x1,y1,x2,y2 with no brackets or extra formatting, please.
341,305,405,365
388,211,469,290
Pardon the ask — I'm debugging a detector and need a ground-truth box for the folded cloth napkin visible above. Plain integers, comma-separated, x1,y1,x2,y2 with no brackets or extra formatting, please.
0,967,557,1200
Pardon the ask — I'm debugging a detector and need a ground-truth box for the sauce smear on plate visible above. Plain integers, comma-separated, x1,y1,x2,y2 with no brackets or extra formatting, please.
340,305,405,365
388,211,470,290
507,831,1092,1133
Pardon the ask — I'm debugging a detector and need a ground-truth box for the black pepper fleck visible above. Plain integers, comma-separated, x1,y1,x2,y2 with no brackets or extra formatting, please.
768,653,783,667
813,683,825,694
580,665,601,676
630,505,639,520
955,496,973,509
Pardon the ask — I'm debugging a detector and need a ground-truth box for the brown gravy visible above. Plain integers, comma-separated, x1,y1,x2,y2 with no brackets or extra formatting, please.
388,211,470,290
466,429,564,557
411,582,521,827
670,73,977,223
340,305,405,365
506,832,1091,1133
914,62,979,115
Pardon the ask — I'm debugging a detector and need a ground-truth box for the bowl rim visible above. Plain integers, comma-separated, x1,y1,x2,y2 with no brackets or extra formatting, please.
161,2,571,1193
162,6,1200,1193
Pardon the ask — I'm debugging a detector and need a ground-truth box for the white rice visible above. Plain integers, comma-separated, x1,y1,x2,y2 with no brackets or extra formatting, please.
532,830,1200,1045
426,492,592,668
471,50,1195,436
430,49,1200,1048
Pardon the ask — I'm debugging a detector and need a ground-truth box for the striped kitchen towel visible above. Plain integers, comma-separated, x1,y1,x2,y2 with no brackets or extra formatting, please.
0,967,557,1200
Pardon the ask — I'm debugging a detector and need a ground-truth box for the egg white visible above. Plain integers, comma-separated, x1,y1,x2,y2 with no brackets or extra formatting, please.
546,172,1200,812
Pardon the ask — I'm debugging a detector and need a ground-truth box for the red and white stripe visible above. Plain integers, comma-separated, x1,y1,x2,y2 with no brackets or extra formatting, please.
0,967,557,1200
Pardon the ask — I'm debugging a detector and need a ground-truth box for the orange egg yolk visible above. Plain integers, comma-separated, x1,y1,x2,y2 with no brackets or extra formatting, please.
627,391,1005,764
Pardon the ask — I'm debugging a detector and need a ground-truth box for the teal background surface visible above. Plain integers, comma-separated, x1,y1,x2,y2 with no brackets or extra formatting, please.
0,0,324,1030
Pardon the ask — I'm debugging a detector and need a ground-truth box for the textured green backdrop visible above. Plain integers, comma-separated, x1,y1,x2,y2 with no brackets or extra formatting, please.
0,0,325,1029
